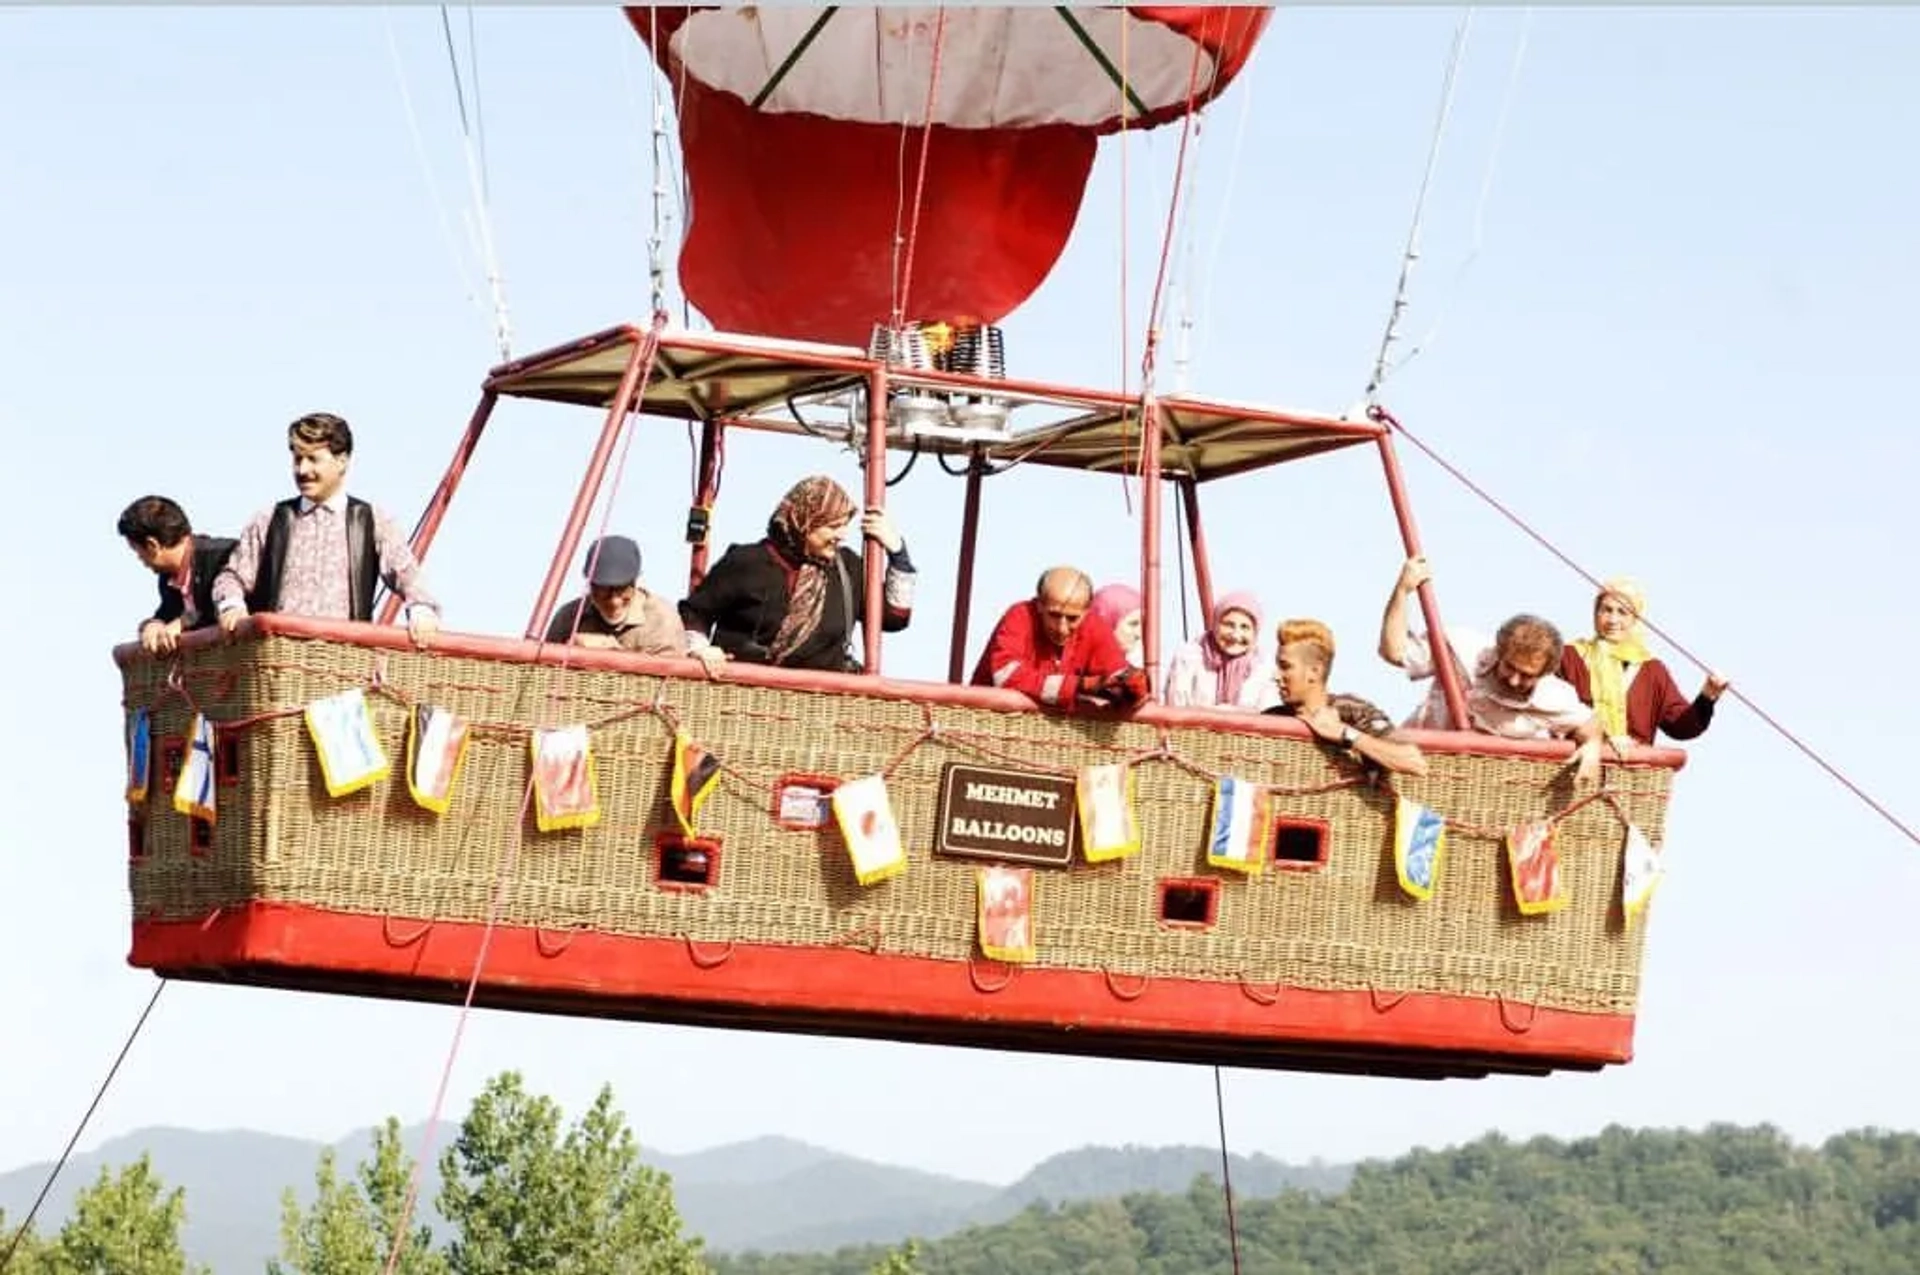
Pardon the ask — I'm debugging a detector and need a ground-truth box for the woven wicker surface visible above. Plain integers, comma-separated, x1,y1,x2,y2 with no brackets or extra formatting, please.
123,635,1674,1015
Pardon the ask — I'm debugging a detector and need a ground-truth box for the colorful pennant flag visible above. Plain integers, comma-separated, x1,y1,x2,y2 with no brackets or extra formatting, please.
1205,776,1270,874
978,865,1036,963
1392,797,1446,901
405,704,471,815
669,730,723,835
830,773,907,885
531,724,600,832
172,713,217,822
1621,824,1664,923
1076,762,1140,863
126,708,151,805
304,688,391,798
1506,819,1568,915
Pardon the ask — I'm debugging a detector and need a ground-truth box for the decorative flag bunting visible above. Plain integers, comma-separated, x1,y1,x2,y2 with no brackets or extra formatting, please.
1392,797,1446,900
1505,820,1567,915
1076,762,1140,863
1621,824,1663,923
531,724,600,832
304,688,391,798
831,773,907,885
126,708,151,805
1205,776,1270,874
669,730,723,835
405,704,471,815
978,865,1036,963
172,713,218,822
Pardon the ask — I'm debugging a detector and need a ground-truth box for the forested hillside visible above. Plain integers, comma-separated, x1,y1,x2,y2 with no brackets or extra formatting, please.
714,1124,1920,1275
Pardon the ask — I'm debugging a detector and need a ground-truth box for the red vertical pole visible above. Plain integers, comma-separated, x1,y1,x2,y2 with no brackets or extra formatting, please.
860,366,889,675
1138,398,1165,687
378,390,498,626
946,451,985,684
523,334,654,640
1375,432,1470,729
686,416,725,592
1176,473,1215,626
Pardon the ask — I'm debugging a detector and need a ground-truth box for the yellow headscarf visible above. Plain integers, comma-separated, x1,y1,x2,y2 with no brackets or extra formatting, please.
1572,577,1655,740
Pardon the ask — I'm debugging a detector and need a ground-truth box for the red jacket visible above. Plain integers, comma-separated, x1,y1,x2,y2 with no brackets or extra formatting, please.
1558,648,1715,746
970,600,1129,710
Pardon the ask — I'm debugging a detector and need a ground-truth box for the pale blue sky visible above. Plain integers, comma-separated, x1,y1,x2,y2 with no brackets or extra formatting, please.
5,5,1920,1187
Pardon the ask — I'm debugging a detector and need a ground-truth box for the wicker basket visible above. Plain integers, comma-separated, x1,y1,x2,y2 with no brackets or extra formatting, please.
122,628,1673,1024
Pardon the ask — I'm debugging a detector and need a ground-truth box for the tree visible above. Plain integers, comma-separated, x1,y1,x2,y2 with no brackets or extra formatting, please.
271,1121,442,1275
436,1072,706,1275
43,1156,204,1275
868,1242,921,1275
1,1208,50,1275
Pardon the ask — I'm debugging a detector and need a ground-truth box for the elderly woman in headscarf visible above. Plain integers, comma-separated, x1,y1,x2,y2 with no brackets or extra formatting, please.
679,475,916,675
1161,591,1270,710
1088,582,1144,666
1558,576,1728,749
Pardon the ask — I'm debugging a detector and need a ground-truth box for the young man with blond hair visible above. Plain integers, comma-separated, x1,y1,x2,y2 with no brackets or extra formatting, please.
1265,618,1429,777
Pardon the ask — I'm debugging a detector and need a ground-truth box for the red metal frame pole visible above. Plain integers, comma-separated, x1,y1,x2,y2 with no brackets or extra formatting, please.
947,451,986,684
377,389,498,626
686,416,725,592
860,366,889,675
1139,398,1165,687
523,336,654,640
1375,431,1471,729
1176,472,1215,626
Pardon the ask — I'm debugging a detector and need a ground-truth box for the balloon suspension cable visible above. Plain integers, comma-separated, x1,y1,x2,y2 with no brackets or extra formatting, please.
1192,21,1262,389
1391,8,1532,377
1364,11,1473,405
1214,1065,1244,1275
439,4,513,361
646,6,672,320
1373,403,1920,854
891,6,950,330
382,8,481,318
379,317,669,1275
1,982,167,1273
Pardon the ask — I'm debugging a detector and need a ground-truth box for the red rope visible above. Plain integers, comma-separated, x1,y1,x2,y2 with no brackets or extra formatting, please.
1371,403,1920,851
378,313,670,1275
892,7,949,328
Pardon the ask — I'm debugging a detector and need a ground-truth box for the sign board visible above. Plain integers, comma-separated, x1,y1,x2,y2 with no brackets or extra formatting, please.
933,762,1078,869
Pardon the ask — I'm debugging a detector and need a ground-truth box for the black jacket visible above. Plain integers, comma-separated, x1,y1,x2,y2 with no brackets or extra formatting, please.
679,539,914,672
152,535,238,630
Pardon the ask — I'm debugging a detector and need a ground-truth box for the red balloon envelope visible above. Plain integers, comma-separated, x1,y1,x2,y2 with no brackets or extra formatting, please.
626,6,1271,346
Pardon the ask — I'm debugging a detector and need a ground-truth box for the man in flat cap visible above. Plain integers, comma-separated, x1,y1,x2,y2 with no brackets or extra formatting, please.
544,535,683,657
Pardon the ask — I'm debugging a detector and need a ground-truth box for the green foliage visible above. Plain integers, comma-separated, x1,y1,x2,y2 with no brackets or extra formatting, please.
269,1123,441,1275
711,1126,1920,1275
2,1208,50,1275
436,1071,707,1275
33,1156,204,1275
866,1241,921,1275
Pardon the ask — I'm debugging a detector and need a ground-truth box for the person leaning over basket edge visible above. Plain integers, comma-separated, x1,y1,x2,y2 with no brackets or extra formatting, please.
678,474,916,677
117,494,236,655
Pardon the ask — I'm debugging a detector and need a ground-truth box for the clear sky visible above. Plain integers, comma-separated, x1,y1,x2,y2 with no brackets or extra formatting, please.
5,5,1920,1188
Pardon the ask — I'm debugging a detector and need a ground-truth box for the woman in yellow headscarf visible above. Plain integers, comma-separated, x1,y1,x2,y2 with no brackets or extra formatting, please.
1558,577,1729,749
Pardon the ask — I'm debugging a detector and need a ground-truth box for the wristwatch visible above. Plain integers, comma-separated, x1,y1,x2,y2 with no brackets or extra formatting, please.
1339,724,1360,748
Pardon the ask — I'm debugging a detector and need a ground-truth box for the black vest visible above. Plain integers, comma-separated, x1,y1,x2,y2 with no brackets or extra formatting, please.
250,497,379,622
153,535,238,630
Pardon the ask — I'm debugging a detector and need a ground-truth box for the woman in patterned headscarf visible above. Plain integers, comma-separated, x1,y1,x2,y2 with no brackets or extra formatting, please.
1161,590,1270,710
1558,576,1729,748
679,475,918,674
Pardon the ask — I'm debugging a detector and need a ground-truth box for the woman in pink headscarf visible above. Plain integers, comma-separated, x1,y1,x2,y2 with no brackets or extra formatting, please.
1088,583,1144,667
1162,591,1269,710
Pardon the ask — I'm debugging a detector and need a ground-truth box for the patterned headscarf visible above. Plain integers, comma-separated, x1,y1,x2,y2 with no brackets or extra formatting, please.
1572,576,1655,740
766,475,857,664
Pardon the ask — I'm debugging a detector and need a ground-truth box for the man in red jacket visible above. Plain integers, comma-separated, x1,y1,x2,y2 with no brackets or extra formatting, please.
971,566,1148,711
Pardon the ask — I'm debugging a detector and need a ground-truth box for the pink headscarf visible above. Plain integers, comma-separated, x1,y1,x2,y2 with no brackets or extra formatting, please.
1089,583,1142,634
1201,591,1264,706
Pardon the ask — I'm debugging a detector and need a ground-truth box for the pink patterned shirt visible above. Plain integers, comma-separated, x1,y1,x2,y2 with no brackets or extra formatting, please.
211,492,438,620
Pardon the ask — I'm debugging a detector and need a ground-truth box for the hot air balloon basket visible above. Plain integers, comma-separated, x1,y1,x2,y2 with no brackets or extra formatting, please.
120,631,1674,1024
